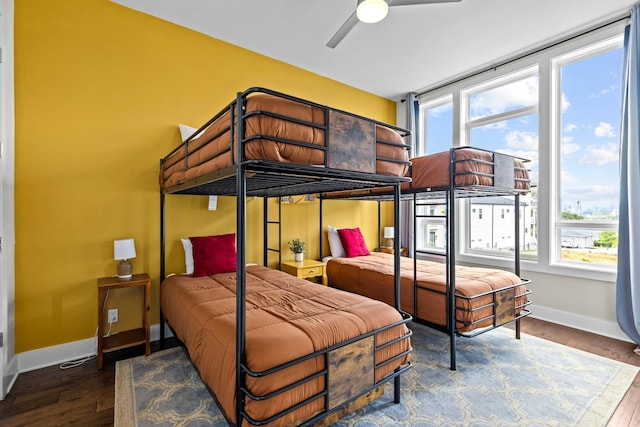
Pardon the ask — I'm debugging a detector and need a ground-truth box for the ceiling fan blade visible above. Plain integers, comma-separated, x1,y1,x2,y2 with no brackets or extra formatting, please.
326,11,360,49
389,0,461,6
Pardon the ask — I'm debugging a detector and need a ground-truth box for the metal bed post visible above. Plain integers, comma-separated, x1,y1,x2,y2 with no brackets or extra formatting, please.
413,193,418,322
235,92,248,426
263,197,268,267
393,183,401,312
319,198,324,260
447,150,457,371
377,201,382,251
159,184,166,347
514,192,521,339
393,182,402,404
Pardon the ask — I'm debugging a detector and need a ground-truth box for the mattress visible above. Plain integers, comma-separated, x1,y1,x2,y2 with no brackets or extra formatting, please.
327,252,529,332
160,92,410,189
410,147,530,190
160,265,411,426
321,147,530,199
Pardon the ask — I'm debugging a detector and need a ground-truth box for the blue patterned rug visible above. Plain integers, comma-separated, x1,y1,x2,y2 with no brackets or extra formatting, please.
115,323,638,426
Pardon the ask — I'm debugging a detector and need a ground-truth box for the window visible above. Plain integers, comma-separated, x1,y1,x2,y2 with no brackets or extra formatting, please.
416,22,624,278
552,37,622,268
418,95,453,156
464,68,539,258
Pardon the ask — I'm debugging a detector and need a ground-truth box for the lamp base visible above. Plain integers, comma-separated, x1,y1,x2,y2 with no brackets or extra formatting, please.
117,260,132,280
385,238,394,248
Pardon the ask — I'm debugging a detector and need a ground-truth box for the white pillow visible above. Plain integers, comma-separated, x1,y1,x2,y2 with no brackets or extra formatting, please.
181,238,194,275
178,124,204,142
327,226,346,258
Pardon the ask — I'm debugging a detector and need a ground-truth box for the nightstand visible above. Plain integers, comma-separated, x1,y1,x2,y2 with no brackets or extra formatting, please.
97,273,151,369
281,259,328,285
379,247,408,257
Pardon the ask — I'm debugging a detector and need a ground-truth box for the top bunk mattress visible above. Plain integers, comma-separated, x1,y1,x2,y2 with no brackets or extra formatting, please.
410,147,530,190
321,146,531,199
160,89,411,190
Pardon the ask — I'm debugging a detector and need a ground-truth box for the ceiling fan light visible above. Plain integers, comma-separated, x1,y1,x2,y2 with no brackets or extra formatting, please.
356,0,389,24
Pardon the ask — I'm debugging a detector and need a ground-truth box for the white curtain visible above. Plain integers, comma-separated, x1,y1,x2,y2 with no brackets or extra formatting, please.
616,4,640,347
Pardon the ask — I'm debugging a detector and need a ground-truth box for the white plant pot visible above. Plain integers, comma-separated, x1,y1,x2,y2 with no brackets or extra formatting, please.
294,252,304,262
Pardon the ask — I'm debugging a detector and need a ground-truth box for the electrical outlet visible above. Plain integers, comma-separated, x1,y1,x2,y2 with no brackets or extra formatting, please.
108,308,118,323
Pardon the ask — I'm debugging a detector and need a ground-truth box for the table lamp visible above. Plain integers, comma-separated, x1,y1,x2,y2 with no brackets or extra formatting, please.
114,238,136,280
383,227,394,248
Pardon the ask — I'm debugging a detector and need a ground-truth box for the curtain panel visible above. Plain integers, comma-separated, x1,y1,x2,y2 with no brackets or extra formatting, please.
616,4,640,347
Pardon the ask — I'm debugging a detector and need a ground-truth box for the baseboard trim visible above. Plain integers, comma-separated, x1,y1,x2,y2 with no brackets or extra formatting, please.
530,305,633,343
2,355,19,400
16,323,174,374
14,310,632,374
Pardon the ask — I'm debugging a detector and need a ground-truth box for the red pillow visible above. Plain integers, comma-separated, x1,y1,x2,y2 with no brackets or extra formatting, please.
337,227,370,258
189,233,237,277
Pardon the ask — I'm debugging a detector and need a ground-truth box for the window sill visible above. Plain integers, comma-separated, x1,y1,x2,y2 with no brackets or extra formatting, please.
457,252,616,283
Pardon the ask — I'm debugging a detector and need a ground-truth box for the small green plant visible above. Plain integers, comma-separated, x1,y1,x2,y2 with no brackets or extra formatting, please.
288,238,306,254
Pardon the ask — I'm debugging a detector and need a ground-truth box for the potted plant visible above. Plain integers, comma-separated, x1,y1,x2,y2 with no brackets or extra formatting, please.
288,238,306,262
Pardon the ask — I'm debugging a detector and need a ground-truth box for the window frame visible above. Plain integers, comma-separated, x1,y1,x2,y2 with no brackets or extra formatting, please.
550,34,623,272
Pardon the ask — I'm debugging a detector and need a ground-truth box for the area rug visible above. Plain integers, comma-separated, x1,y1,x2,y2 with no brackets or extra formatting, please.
115,323,639,426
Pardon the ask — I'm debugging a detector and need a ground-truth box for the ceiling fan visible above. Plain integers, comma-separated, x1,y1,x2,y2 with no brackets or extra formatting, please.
327,0,462,48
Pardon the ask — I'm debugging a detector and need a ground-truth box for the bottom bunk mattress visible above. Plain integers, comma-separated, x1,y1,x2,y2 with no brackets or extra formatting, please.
160,265,411,426
327,252,530,333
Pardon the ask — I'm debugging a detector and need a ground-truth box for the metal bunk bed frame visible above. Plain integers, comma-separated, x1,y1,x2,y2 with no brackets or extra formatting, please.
409,147,533,370
159,87,413,426
321,146,533,371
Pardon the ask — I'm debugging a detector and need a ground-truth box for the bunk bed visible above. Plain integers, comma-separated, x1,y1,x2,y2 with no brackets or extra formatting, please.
159,87,413,427
322,147,533,370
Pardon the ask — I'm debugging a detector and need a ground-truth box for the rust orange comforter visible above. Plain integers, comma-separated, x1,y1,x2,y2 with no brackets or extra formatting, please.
160,93,410,189
327,252,528,332
160,265,411,426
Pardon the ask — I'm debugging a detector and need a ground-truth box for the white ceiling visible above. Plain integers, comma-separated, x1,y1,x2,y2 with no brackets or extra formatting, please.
111,0,635,101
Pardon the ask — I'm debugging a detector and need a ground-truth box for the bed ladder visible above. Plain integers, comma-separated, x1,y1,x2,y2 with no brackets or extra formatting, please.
264,197,282,269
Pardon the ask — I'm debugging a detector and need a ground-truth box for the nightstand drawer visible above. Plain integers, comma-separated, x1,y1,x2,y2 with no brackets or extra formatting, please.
281,260,328,285
299,265,324,278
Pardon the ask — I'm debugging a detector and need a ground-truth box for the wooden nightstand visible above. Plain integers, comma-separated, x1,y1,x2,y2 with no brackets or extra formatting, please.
379,247,408,257
281,259,328,285
97,273,151,369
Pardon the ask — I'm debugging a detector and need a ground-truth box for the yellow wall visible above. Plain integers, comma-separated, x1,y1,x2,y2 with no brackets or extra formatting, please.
14,0,398,353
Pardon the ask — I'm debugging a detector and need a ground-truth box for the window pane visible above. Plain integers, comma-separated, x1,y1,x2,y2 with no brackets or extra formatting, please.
470,114,539,187
421,100,453,155
559,48,622,222
469,114,539,257
470,75,538,120
415,201,446,252
469,195,536,255
559,228,618,266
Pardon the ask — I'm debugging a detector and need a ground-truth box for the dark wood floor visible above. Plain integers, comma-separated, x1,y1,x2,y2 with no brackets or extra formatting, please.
0,318,638,426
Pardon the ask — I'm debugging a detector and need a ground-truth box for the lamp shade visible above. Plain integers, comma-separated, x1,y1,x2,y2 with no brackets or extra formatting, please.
114,238,136,261
383,227,395,239
357,0,389,23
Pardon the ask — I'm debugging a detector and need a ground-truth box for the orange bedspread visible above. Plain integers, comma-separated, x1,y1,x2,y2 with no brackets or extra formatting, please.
160,93,410,189
327,252,528,332
160,265,411,426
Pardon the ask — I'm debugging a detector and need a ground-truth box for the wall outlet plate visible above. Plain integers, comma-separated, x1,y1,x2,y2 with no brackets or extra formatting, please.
108,308,118,323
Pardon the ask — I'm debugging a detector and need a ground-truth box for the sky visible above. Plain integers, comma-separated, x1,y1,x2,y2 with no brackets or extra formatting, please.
423,43,623,219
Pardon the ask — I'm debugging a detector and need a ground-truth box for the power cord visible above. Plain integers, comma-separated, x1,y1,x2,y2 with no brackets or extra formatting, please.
59,289,113,369
59,326,98,369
